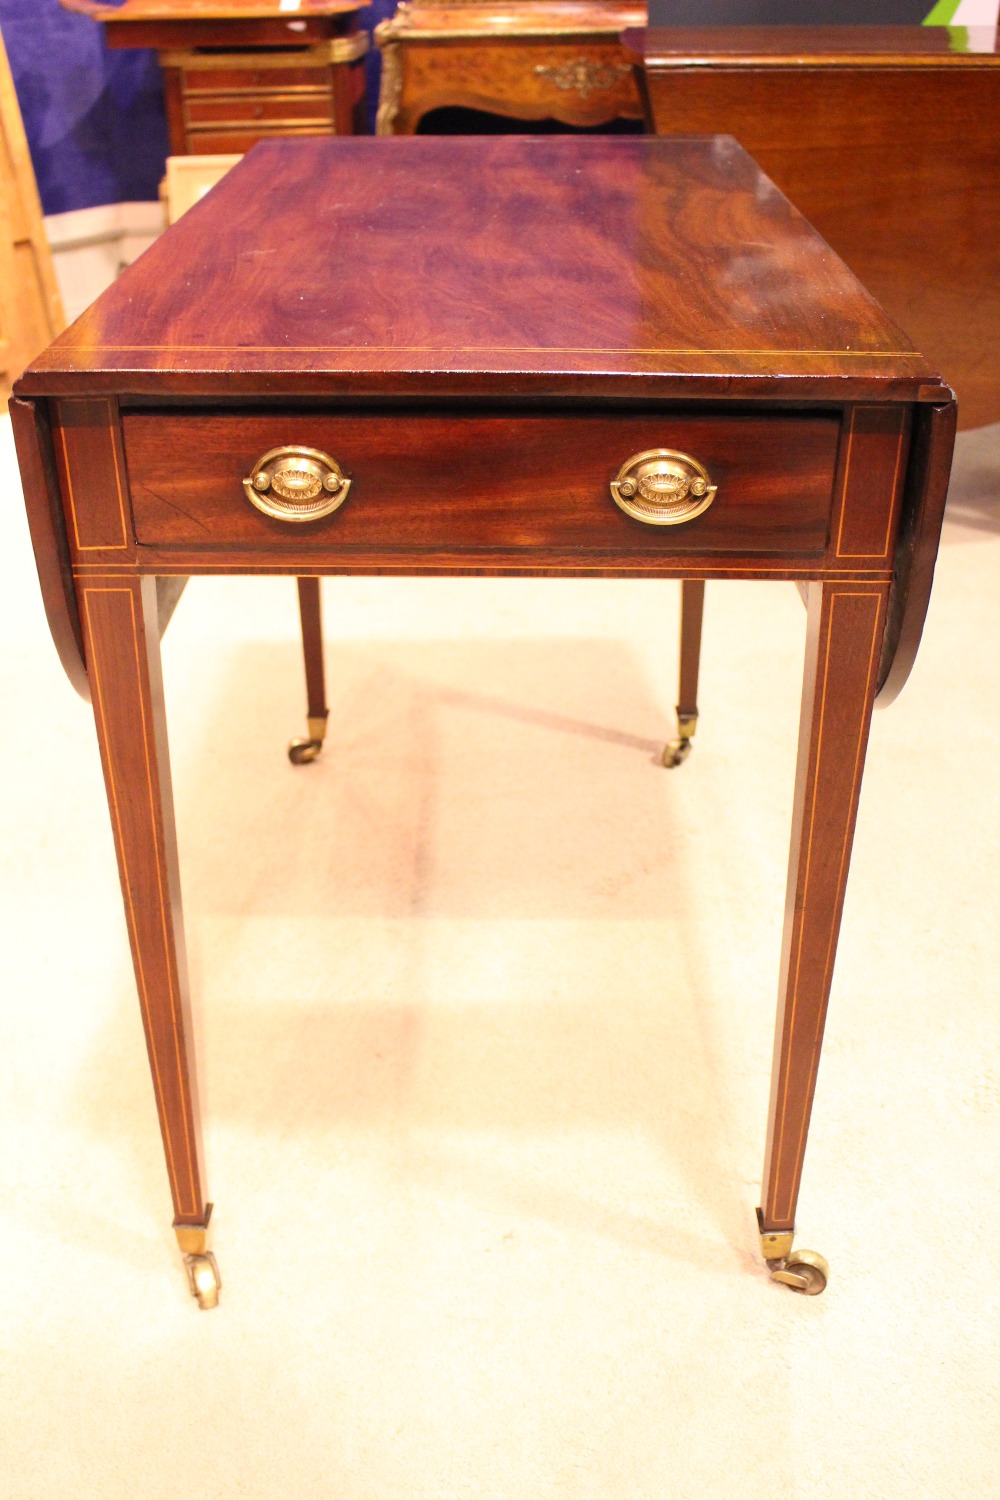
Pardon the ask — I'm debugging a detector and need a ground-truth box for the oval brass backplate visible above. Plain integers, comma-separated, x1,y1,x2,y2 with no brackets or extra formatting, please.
610,448,717,527
243,445,351,523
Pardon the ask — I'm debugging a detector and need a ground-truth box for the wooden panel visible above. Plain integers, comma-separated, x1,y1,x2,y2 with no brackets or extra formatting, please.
79,574,207,1226
636,30,1000,429
376,2,645,134
390,39,642,133
635,23,1000,67
186,124,338,152
54,399,131,553
877,397,956,704
64,0,357,17
182,63,330,93
761,580,890,1232
91,7,352,50
8,396,89,699
123,409,839,558
833,406,910,563
0,32,64,399
20,137,940,406
186,93,333,125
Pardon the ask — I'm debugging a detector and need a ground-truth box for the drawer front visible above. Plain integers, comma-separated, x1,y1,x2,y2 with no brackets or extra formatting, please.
185,124,337,152
182,64,328,94
186,93,334,127
124,411,840,558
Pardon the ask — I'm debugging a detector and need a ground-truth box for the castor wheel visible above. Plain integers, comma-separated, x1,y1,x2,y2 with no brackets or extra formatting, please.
288,713,329,765
288,737,323,765
184,1251,222,1310
769,1249,829,1296
662,736,693,768
662,711,697,769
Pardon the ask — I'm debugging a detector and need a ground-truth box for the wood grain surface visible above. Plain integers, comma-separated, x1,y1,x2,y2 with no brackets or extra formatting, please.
634,24,1000,65
53,398,131,553
17,136,941,403
384,36,643,134
64,0,358,15
876,397,957,702
632,26,1000,428
123,409,840,557
80,574,208,1227
9,395,89,698
62,0,361,47
761,580,889,1233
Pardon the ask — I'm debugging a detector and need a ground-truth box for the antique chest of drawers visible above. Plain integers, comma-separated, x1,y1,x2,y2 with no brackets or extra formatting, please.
62,0,370,149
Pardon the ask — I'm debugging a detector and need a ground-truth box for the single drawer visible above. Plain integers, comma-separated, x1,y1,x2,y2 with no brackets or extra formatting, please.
182,64,328,94
124,410,840,558
186,92,333,126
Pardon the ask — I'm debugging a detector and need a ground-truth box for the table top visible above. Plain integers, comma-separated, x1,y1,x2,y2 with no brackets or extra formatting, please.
385,1,645,35
18,135,942,405
61,0,360,20
632,24,1000,66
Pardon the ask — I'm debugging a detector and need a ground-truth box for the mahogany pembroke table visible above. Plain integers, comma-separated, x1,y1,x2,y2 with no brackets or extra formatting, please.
11,136,955,1308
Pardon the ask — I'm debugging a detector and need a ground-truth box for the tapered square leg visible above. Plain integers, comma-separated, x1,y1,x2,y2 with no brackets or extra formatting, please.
664,578,705,768
758,581,890,1293
289,576,329,765
80,576,216,1302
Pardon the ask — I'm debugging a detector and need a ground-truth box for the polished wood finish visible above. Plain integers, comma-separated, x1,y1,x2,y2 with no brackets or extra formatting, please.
376,2,644,134
763,580,888,1230
296,576,328,723
13,136,956,1275
0,33,64,400
676,578,704,725
54,399,131,552
20,136,939,403
9,395,88,699
123,409,840,558
80,574,208,1229
62,0,361,44
629,25,1000,431
62,0,368,153
877,397,957,707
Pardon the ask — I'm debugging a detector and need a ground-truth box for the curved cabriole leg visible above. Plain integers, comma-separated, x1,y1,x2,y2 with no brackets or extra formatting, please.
289,576,329,764
663,578,705,767
757,581,890,1296
80,576,217,1306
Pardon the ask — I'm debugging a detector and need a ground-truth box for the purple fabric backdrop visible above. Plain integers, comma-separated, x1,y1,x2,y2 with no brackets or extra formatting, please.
1,0,386,216
0,0,170,214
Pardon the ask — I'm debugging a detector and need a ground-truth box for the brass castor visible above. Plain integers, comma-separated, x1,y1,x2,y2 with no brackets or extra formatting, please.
662,711,697,769
184,1251,222,1310
288,713,329,765
662,736,693,768
288,737,323,765
175,1212,220,1310
769,1248,829,1295
757,1214,829,1295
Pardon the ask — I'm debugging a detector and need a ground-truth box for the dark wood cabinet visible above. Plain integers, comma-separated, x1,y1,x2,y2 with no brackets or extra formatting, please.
62,0,370,149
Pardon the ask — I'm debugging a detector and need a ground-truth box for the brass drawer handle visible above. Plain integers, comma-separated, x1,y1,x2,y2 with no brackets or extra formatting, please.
610,448,717,526
243,445,351,523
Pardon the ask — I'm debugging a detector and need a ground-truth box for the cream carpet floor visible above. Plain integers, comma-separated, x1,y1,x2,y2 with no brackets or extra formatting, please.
1,413,998,1499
